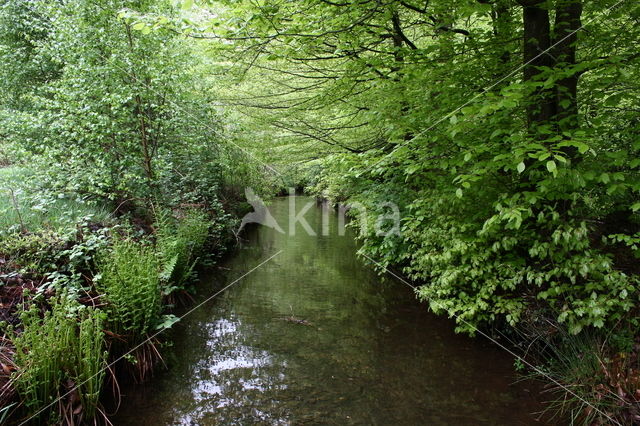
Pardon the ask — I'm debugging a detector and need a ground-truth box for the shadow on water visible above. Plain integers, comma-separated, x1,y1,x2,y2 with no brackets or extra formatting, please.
111,196,548,425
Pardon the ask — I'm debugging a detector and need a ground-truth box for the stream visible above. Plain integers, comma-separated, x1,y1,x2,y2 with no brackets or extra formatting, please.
112,196,545,425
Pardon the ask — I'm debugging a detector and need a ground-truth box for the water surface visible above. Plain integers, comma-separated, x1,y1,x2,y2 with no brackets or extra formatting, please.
113,196,544,425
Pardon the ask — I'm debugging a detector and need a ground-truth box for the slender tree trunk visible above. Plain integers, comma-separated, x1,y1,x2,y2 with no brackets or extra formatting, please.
493,0,514,71
553,0,582,131
520,0,556,130
124,23,154,182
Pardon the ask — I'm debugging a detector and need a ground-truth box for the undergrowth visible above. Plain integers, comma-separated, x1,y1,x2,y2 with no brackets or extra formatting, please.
95,239,161,338
155,208,211,292
0,167,231,422
7,295,107,423
529,325,640,424
0,167,111,236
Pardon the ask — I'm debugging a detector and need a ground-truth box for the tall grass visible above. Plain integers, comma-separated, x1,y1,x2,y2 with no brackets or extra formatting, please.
529,328,640,424
0,166,111,236
96,239,161,338
10,296,107,422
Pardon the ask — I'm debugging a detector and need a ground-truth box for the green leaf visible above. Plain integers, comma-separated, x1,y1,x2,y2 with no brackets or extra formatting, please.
182,0,194,10
405,164,420,175
546,160,556,174
455,188,463,198
576,142,589,154
517,162,525,174
155,314,180,331
604,93,623,107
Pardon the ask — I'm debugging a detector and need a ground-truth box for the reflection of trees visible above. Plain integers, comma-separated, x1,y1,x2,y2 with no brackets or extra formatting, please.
117,197,540,425
181,197,388,423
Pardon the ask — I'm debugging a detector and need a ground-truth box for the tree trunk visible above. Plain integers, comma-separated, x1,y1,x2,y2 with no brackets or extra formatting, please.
553,0,582,131
521,0,556,130
492,0,514,71
124,23,154,182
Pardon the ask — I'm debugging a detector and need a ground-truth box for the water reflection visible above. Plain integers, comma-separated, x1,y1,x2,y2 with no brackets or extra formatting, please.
113,197,545,425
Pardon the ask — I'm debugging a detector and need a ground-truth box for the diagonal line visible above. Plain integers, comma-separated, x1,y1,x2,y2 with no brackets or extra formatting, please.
363,0,629,173
360,253,623,426
18,250,284,425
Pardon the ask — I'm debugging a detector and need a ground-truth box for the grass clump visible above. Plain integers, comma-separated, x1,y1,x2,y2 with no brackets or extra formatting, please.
96,239,161,338
530,326,640,424
0,166,111,237
9,295,107,423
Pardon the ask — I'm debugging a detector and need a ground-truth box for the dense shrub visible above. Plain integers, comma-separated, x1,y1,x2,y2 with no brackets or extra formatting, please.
309,140,640,335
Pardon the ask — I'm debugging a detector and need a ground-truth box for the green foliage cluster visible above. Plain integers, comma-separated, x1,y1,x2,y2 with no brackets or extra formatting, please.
9,295,107,422
0,167,111,237
0,231,67,273
96,239,161,337
217,0,640,335
0,0,256,423
0,0,262,209
0,168,113,297
94,207,215,338
2,201,217,421
156,208,211,290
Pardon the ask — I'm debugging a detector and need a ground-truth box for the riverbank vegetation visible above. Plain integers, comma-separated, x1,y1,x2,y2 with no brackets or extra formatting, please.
1,0,639,423
189,0,638,423
0,0,264,423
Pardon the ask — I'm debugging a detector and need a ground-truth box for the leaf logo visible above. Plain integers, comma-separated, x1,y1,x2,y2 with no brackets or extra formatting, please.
238,188,284,234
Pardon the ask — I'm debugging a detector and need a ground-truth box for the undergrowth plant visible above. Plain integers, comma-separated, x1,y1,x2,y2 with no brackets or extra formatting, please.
0,167,111,236
530,327,640,424
0,231,66,273
155,208,211,292
95,239,161,338
9,295,107,423
75,308,108,421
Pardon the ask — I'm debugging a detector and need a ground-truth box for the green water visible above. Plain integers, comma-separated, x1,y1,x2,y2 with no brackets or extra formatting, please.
113,196,545,425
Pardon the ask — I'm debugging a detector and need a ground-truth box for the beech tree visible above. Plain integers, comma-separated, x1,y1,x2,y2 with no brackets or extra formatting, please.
201,0,640,336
